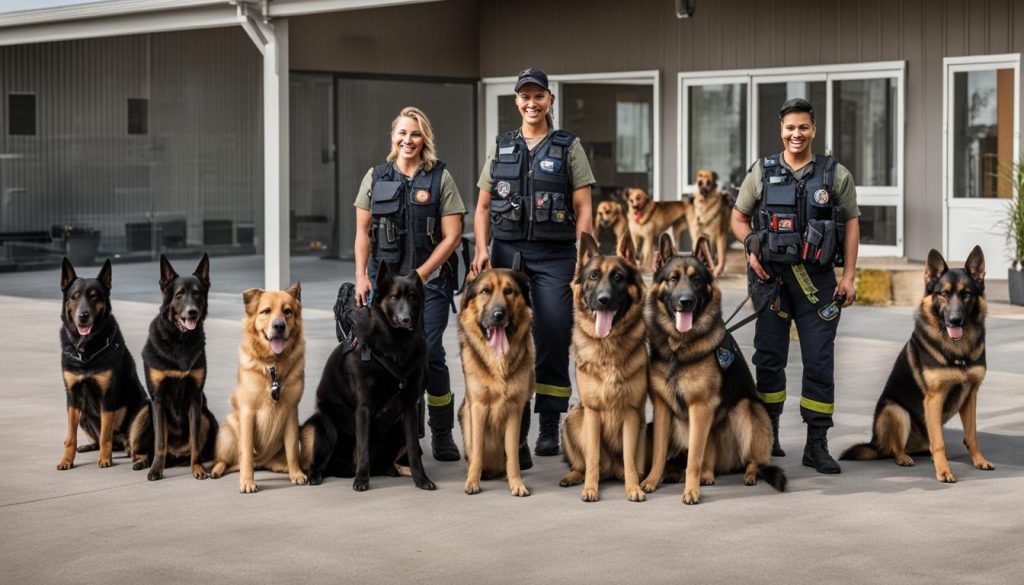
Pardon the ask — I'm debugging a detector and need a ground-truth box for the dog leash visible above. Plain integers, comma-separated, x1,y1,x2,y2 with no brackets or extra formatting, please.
723,275,781,334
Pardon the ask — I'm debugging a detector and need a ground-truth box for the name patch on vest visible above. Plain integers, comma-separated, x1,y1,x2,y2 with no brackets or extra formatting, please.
813,189,830,204
415,189,430,204
497,181,511,198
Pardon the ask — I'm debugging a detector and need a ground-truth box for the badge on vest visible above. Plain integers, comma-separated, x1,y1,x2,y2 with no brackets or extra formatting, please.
414,189,430,204
814,189,830,204
536,193,550,208
539,158,561,173
717,346,735,371
497,181,511,198
818,301,840,321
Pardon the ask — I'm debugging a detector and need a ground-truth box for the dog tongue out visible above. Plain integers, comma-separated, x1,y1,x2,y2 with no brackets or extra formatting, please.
594,310,614,338
488,326,509,356
947,326,964,340
76,325,92,336
270,337,285,355
675,311,693,333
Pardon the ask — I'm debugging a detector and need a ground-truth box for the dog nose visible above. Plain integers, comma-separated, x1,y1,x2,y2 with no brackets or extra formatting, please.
677,294,696,312
186,308,199,319
398,314,412,326
272,318,286,332
77,312,90,323
492,308,506,323
597,292,611,307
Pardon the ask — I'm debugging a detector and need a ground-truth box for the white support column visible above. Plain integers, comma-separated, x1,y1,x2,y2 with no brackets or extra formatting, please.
240,7,289,290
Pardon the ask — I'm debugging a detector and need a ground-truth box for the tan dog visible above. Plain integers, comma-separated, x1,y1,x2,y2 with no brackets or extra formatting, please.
559,233,648,502
625,187,694,272
594,200,629,254
458,260,534,497
691,169,733,277
211,283,307,493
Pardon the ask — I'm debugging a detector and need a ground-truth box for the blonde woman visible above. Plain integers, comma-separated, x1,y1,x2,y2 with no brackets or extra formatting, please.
353,106,466,461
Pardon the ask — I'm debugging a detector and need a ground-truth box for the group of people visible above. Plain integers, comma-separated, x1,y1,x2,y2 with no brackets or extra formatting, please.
355,68,861,474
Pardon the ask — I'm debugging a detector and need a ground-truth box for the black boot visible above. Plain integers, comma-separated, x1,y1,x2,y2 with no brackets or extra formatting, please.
428,399,460,462
518,402,533,470
535,412,561,456
770,415,786,457
802,424,841,474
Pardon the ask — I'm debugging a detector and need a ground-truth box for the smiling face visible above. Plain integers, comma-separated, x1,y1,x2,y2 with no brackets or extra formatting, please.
695,169,718,196
391,115,424,165
780,112,815,158
61,258,112,339
596,201,624,228
515,84,553,130
243,284,302,356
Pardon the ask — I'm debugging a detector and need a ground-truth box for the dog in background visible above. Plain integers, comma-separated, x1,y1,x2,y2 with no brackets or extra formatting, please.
128,255,219,480
594,199,629,255
211,283,306,493
691,169,733,277
58,258,147,469
626,187,694,272
642,234,786,504
841,246,993,483
300,263,436,491
458,255,534,497
559,233,648,502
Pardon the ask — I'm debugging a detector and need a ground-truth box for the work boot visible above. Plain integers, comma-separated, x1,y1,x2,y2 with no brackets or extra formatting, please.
519,443,533,471
770,415,786,457
535,412,561,456
428,399,460,462
802,424,841,474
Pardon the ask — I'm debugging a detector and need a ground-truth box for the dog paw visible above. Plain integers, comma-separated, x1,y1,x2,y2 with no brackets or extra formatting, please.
210,463,225,479
580,487,600,502
415,478,437,491
464,480,481,495
307,473,323,486
56,459,74,470
97,456,113,468
239,479,258,493
76,443,98,453
290,472,307,486
700,471,716,486
559,471,583,487
131,460,147,471
682,487,702,505
974,459,995,471
353,477,370,492
147,469,163,481
510,482,530,497
640,477,659,493
894,454,915,467
626,486,646,502
935,468,957,483
192,464,209,480
743,472,757,486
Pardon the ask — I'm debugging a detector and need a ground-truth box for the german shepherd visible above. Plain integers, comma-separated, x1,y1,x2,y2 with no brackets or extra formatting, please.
58,258,147,469
594,199,629,255
626,187,694,273
840,246,993,483
210,283,306,493
458,257,534,496
300,263,435,491
127,255,219,480
559,233,648,502
691,169,733,277
642,234,786,504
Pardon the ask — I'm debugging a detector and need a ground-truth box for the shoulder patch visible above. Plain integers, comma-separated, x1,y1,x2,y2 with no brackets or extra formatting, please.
717,346,736,371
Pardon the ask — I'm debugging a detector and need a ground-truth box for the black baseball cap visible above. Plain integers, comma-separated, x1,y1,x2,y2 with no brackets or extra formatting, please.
514,68,550,92
779,98,815,122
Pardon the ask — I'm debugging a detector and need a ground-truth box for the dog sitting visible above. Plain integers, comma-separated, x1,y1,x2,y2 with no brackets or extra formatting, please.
458,255,534,497
300,263,435,491
841,246,993,483
211,282,306,493
559,233,648,502
128,255,219,480
58,258,147,469
626,187,694,272
691,169,733,277
594,199,629,255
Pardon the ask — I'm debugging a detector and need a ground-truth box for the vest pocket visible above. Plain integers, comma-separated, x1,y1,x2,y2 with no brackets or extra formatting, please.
370,180,403,215
490,197,522,235
371,180,404,263
765,184,796,206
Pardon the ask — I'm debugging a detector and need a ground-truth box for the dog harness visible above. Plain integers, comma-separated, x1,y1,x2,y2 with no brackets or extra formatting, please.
62,323,122,366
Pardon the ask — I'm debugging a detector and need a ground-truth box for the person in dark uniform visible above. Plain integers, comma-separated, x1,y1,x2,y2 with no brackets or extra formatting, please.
471,68,596,465
353,106,466,461
730,98,860,474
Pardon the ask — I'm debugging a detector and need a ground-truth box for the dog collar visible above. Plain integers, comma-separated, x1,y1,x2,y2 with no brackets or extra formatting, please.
268,365,281,400
64,337,119,365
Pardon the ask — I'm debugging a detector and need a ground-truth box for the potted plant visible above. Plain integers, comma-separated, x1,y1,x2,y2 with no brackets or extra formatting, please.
1005,161,1024,305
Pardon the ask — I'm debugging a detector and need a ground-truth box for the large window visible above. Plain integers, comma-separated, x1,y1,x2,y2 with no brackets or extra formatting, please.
952,68,1015,199
686,82,747,186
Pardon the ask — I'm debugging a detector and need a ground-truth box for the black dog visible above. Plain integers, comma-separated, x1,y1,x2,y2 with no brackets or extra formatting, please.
58,258,147,469
300,262,435,491
128,255,219,480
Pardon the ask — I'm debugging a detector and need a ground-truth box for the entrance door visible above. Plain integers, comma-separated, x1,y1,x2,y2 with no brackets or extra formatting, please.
944,55,1021,274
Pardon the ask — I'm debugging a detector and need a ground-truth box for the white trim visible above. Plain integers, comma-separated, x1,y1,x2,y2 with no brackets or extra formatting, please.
0,0,223,27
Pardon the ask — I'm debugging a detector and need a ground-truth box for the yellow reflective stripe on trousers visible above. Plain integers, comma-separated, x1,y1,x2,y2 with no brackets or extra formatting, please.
800,396,834,414
426,390,452,407
536,383,572,398
758,390,787,404
790,264,819,304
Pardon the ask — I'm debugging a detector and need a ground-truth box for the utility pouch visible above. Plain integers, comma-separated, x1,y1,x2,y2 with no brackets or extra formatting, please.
817,220,837,266
771,213,798,233
370,180,403,216
803,219,824,262
767,232,802,263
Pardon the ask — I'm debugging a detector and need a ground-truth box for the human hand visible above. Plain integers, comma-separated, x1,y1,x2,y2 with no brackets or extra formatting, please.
835,276,856,308
748,253,770,281
355,275,372,307
471,247,490,277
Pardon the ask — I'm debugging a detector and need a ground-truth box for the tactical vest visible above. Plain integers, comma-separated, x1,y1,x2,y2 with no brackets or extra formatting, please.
754,153,846,267
489,129,577,242
369,161,447,276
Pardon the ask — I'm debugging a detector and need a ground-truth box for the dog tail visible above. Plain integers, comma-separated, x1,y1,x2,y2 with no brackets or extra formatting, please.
758,465,787,492
839,442,880,461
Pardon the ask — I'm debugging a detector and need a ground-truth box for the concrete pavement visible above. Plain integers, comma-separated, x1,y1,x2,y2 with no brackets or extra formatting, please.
2,255,1023,585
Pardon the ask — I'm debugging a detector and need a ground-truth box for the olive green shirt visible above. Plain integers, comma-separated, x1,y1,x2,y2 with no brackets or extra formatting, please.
476,134,596,192
735,157,860,220
354,166,466,216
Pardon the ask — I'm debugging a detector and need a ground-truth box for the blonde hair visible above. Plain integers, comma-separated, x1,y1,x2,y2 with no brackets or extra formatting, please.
387,106,438,172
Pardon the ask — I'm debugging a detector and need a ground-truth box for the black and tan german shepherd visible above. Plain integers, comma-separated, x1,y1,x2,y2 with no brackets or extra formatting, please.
560,232,648,502
641,234,786,504
300,262,435,491
58,258,147,469
128,255,219,480
841,246,993,483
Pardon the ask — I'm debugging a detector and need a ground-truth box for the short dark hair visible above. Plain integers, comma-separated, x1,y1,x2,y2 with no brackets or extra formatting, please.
779,98,815,123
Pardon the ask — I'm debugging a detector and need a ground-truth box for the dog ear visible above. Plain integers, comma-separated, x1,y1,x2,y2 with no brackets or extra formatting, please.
656,233,676,272
694,236,714,271
97,259,112,292
374,261,393,303
193,253,211,288
159,255,178,291
286,281,302,302
242,288,263,314
617,232,638,268
459,275,479,312
511,269,533,308
61,257,78,292
964,245,986,286
577,233,600,277
511,251,524,273
925,249,948,291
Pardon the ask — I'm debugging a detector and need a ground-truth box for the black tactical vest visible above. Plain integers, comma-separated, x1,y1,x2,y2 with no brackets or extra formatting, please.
754,153,845,267
489,129,577,242
369,161,447,275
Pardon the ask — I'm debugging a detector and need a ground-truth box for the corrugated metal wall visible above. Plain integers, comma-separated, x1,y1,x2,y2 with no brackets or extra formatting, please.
478,0,1024,262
